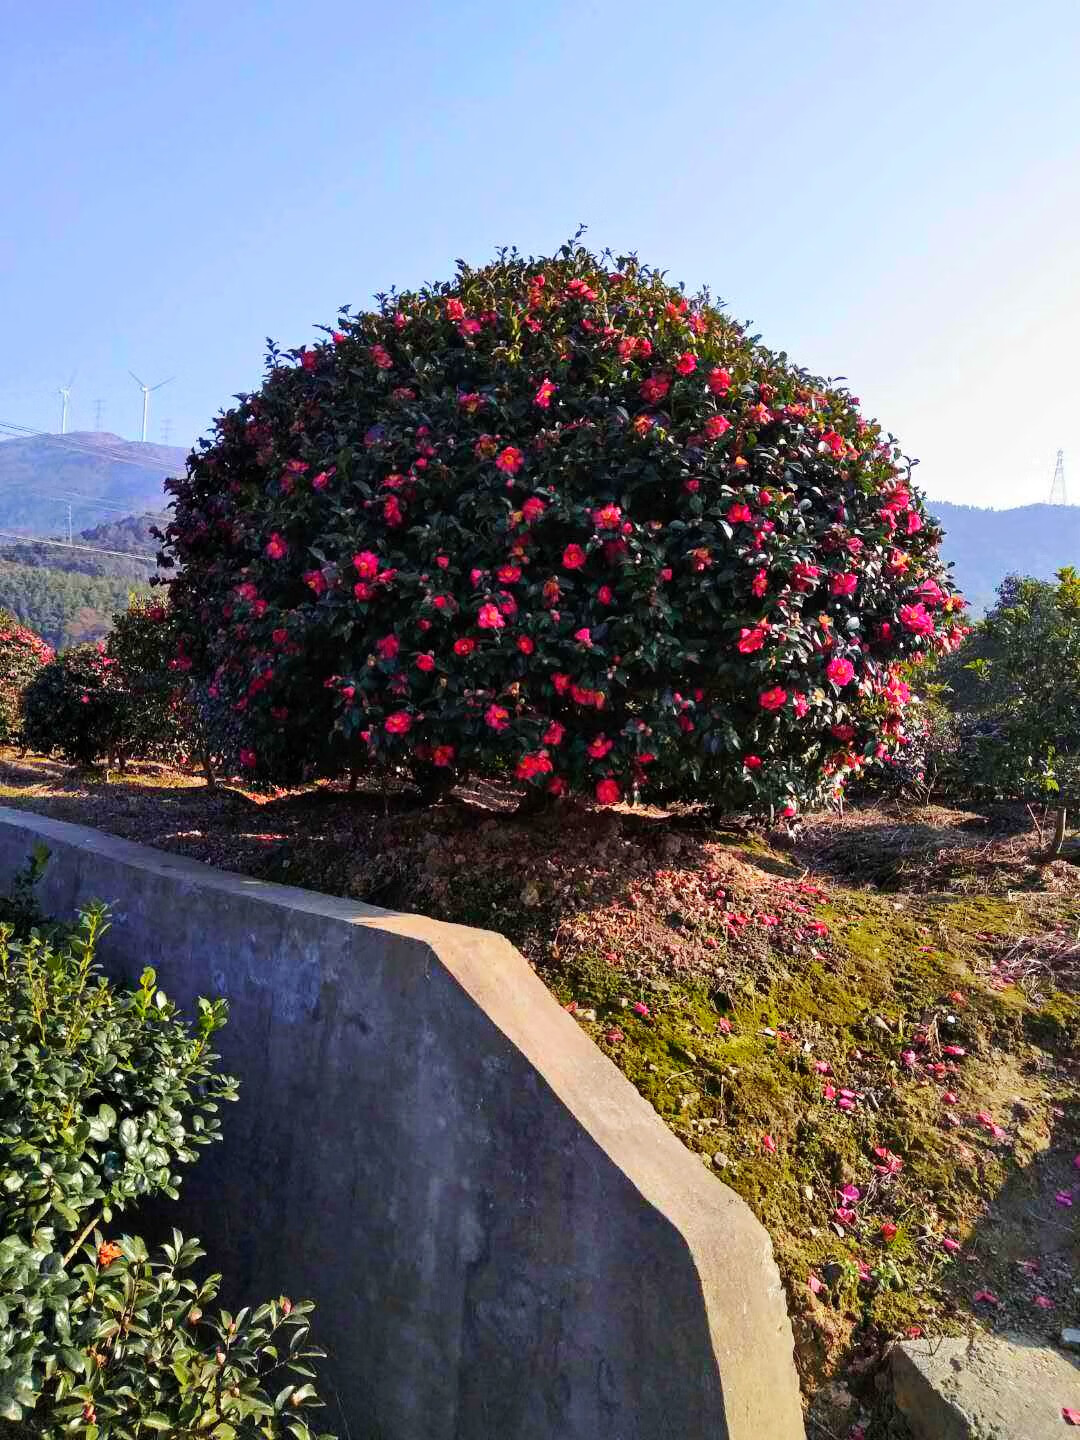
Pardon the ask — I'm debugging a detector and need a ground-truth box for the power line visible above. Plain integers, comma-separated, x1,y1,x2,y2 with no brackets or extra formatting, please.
0,418,184,470
0,531,158,563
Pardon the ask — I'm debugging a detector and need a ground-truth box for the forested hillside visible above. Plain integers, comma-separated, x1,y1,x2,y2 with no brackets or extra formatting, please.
0,511,166,581
0,561,149,648
0,431,182,533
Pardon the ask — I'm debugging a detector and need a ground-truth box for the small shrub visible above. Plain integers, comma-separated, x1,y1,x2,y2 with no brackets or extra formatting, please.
0,856,333,1436
163,241,968,814
20,643,130,768
0,612,53,747
106,595,209,770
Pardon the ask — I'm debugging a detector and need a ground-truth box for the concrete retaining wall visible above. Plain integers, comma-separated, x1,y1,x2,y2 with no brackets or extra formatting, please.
0,808,803,1440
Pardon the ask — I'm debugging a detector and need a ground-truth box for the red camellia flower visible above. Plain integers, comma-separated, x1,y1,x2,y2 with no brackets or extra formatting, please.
522,496,546,523
354,551,380,578
415,652,435,672
239,749,257,768
445,298,465,322
744,755,763,769
791,561,819,592
595,778,621,805
477,603,504,630
265,533,287,560
819,429,844,456
727,502,753,524
376,634,399,660
370,344,393,370
453,637,476,656
534,377,557,408
516,750,554,780
829,572,858,597
562,543,586,569
543,721,565,745
432,744,455,767
516,635,534,654
674,352,697,376
303,570,327,596
759,686,788,711
384,711,411,734
705,415,731,440
640,374,670,406
826,657,855,686
495,445,524,476
707,367,731,395
587,734,614,759
737,625,768,654
593,504,622,530
383,496,404,526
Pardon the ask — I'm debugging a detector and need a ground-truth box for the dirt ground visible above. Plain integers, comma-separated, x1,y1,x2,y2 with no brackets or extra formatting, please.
1,751,1077,1439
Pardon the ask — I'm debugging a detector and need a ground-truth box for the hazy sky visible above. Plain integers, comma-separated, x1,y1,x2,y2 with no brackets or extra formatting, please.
2,0,1078,508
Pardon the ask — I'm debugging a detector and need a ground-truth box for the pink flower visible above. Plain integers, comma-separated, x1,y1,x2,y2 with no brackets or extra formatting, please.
973,1290,999,1305
574,627,592,646
744,754,762,770
496,445,524,475
707,367,731,396
632,1001,650,1018
761,1134,777,1154
674,352,697,376
477,603,504,630
415,652,435,673
311,469,331,490
881,1222,898,1242
1033,1294,1054,1309
759,686,788,712
941,1236,961,1253
265,532,287,560
376,634,399,660
751,568,768,597
727,502,753,524
385,712,412,735
303,570,327,596
826,657,855,686
239,748,257,768
791,561,819,592
453,637,476,656
485,704,510,731
819,429,844,456
563,543,587,570
370,344,392,369
522,496,546,523
705,415,731,440
833,1207,856,1226
899,602,935,635
807,1273,824,1296
445,298,465,322
838,1184,861,1203
595,778,621,805
593,503,622,530
354,551,380,578
432,744,455,767
830,572,857,597
1064,1408,1080,1426
534,377,557,408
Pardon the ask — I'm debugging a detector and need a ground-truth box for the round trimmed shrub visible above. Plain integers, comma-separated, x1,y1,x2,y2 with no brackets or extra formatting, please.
22,642,130,766
162,243,968,812
0,611,53,746
107,594,205,767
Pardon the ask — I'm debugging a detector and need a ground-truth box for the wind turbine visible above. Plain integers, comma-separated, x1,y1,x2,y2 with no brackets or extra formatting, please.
57,370,76,434
129,371,174,443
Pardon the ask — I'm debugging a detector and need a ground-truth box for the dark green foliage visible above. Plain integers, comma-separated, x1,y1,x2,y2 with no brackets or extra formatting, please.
0,854,333,1437
943,567,1080,806
20,644,129,767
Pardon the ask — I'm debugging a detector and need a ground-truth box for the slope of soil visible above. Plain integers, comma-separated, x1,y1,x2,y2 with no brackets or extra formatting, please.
0,752,1077,1439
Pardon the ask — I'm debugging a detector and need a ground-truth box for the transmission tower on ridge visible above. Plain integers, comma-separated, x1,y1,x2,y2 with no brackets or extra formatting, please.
1050,449,1067,505
94,399,105,431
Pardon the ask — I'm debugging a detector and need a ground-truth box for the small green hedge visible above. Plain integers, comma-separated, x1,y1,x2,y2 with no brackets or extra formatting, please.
0,848,333,1437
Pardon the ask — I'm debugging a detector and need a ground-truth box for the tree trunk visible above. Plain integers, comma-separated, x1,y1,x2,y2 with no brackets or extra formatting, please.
1050,805,1068,857
201,751,217,790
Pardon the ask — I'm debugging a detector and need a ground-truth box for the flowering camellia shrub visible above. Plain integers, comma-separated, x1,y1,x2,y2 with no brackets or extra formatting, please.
21,642,132,768
0,611,53,746
162,242,967,814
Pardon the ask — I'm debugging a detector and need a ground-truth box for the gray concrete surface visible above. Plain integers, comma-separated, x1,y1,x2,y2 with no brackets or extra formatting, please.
893,1334,1080,1439
0,808,804,1440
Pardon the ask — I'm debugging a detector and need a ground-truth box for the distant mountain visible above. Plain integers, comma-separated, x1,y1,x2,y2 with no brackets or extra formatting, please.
928,500,1080,615
0,511,168,582
0,431,184,535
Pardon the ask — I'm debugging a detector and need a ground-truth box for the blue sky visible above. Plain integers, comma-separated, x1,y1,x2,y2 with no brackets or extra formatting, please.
2,0,1078,508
